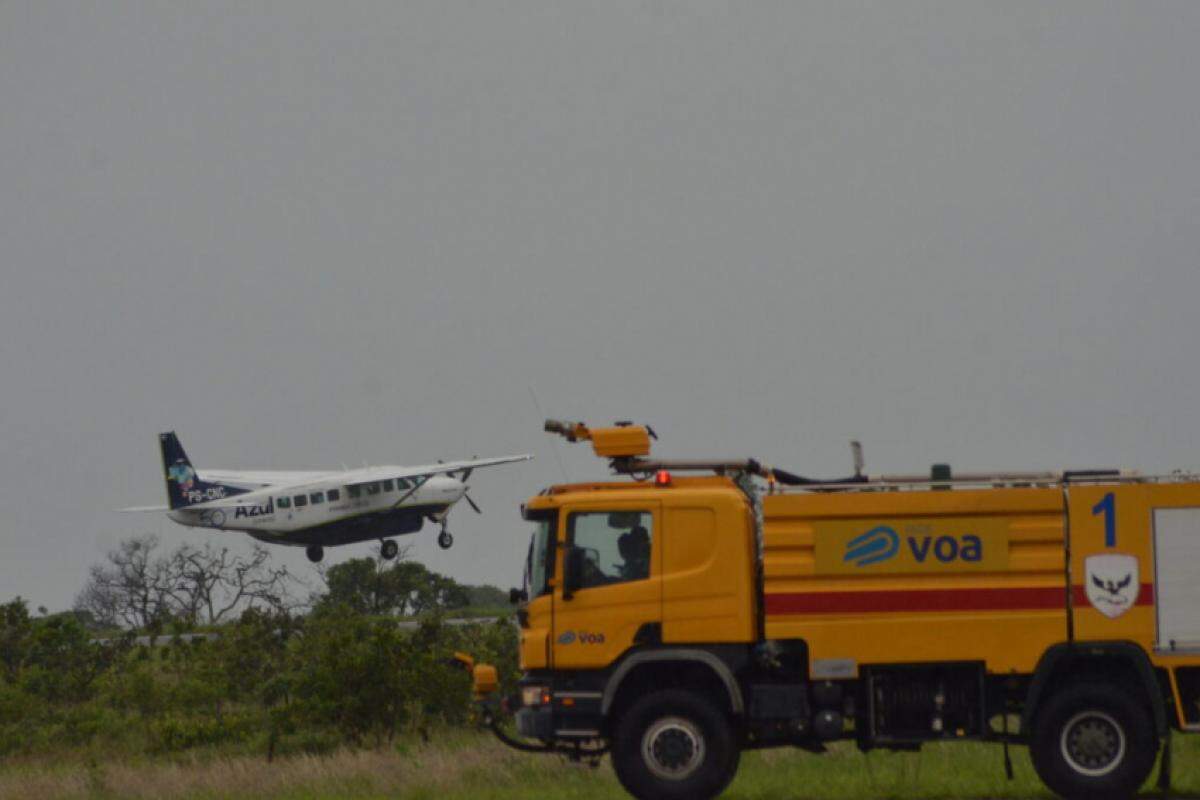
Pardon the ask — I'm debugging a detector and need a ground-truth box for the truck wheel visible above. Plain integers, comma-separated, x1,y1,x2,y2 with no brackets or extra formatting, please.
612,689,739,800
1030,681,1157,800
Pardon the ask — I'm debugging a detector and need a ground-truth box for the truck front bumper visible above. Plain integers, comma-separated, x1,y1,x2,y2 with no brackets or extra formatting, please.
515,705,555,740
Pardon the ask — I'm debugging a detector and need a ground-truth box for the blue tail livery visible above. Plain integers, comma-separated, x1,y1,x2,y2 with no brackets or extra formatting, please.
159,431,249,509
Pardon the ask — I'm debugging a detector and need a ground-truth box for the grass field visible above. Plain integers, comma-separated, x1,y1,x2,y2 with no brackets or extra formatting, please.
1,731,1197,800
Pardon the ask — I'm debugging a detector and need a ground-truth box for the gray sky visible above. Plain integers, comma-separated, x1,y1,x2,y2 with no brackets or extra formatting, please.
3,2,1199,612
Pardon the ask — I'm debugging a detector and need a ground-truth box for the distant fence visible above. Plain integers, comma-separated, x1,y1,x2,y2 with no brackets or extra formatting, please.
91,616,505,648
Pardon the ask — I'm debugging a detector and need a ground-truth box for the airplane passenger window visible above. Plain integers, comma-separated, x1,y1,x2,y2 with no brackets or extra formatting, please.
277,497,291,509
347,485,361,499
366,482,381,495
382,479,394,492
327,488,341,501
294,495,308,507
310,492,324,504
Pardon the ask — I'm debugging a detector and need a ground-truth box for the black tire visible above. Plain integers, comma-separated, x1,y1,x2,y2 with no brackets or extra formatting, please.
381,540,399,560
437,531,454,549
611,689,740,800
1029,681,1158,800
305,545,323,563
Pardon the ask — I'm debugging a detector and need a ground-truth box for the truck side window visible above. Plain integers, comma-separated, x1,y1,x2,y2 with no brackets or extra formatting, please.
568,511,652,590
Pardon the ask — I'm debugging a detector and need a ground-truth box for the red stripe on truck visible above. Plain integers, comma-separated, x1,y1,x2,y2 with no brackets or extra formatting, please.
765,584,1155,615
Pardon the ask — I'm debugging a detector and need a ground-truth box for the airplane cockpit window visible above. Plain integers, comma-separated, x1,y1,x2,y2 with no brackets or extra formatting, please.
277,497,291,508
327,488,341,501
411,475,427,489
396,477,411,490
382,479,394,492
310,491,325,504
366,482,381,495
294,495,308,507
347,485,361,499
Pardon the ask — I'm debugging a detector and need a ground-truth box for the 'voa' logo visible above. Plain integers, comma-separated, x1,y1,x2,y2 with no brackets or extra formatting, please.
844,525,985,567
844,526,900,566
557,630,605,645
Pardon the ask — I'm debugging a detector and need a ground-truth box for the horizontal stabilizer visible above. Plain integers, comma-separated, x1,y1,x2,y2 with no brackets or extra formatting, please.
118,505,169,512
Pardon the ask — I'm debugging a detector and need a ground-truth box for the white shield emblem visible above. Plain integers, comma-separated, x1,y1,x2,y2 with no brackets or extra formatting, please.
1084,553,1139,619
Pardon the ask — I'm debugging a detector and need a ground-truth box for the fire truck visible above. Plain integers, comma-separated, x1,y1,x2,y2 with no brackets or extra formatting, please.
461,421,1200,799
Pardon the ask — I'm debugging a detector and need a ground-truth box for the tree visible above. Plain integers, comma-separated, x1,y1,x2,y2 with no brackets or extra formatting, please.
75,535,169,629
75,535,304,630
316,553,470,617
165,542,302,625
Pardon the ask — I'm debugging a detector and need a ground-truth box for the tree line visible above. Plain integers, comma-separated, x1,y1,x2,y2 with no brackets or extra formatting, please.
0,536,517,760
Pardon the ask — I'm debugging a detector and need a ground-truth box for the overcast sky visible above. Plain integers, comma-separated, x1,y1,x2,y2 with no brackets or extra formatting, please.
2,2,1199,612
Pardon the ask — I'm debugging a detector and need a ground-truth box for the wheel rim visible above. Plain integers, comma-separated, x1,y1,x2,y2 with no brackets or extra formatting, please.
1060,709,1126,777
641,716,706,782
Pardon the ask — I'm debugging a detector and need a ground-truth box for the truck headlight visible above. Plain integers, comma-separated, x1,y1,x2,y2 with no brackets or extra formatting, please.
521,686,551,707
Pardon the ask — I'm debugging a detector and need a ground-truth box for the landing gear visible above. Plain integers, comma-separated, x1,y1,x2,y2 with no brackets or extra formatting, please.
305,545,324,563
437,529,454,549
380,539,399,560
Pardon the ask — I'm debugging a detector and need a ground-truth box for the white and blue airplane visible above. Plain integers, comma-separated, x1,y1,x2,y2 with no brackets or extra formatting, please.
123,432,532,562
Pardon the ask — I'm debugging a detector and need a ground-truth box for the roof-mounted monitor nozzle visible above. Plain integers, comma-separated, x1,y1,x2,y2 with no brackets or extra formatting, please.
851,440,864,479
543,419,654,459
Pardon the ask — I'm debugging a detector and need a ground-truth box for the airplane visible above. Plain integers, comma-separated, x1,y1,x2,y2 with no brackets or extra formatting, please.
122,432,532,563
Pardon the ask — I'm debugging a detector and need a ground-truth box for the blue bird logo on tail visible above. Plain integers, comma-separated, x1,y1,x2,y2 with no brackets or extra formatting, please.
844,525,900,567
167,462,196,492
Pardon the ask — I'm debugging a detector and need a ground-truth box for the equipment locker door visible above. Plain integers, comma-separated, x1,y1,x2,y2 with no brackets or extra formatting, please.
1153,507,1200,652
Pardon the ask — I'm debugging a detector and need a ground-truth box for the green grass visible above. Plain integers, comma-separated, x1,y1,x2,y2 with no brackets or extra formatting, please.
1,731,1197,800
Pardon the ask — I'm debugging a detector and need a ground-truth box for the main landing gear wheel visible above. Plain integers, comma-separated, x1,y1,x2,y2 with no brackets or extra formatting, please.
380,540,399,560
1030,680,1157,800
612,689,739,800
437,530,454,549
305,545,324,563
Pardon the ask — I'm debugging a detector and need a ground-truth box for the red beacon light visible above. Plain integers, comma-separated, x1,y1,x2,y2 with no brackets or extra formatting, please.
655,470,672,486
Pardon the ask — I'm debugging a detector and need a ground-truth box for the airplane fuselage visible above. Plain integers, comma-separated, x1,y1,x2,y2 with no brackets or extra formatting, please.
168,472,466,548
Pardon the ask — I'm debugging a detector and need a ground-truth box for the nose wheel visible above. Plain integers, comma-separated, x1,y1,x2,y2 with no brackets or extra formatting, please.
305,545,324,563
380,539,399,560
437,529,454,549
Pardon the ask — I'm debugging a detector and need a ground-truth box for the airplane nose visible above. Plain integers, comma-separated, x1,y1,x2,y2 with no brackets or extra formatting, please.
428,475,467,499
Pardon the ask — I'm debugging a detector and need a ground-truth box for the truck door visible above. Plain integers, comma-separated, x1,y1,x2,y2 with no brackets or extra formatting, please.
553,502,662,670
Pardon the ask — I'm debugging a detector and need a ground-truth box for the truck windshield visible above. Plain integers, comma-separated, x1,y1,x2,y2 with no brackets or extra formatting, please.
525,517,555,598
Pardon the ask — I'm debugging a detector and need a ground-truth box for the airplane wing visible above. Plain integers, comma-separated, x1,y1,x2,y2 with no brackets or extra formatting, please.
198,469,335,487
403,453,534,478
337,454,534,488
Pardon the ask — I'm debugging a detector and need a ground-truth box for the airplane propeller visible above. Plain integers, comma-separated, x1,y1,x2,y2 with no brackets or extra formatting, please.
457,463,481,513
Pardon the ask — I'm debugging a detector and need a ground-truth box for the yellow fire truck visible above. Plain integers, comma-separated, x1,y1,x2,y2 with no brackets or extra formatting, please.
463,421,1200,799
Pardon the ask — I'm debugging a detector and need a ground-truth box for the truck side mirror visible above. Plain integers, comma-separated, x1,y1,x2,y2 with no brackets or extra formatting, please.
508,587,528,605
562,546,584,600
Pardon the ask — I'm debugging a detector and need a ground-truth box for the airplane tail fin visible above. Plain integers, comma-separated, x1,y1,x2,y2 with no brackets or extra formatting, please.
159,432,246,509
